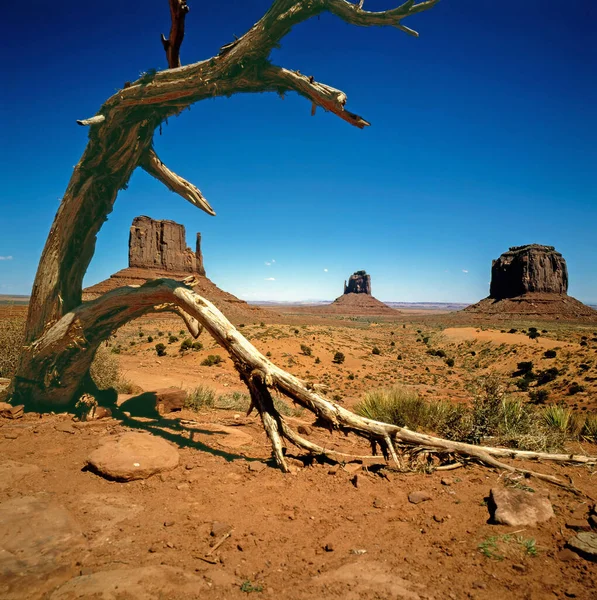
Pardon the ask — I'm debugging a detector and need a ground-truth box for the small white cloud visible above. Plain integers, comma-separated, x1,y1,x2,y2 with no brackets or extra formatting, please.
264,277,276,281
323,268,328,272
265,262,271,266
462,269,469,274
0,256,13,261
272,259,276,263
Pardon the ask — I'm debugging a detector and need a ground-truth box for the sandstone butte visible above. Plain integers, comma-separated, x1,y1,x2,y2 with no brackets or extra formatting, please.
83,216,272,323
464,244,596,320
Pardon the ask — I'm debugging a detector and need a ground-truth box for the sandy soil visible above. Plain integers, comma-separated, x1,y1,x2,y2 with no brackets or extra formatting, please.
1,409,596,600
2,307,597,598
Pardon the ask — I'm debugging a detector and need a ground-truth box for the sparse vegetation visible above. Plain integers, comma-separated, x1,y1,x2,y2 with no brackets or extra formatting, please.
300,344,312,356
90,344,135,393
155,343,167,357
332,352,345,364
0,316,25,378
201,354,224,367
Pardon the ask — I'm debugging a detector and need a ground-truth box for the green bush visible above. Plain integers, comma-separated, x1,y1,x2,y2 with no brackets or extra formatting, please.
201,354,223,367
191,341,203,351
528,389,549,404
445,358,455,368
332,352,345,364
179,338,193,352
155,343,167,357
300,344,312,356
168,335,179,344
147,336,154,343
536,367,559,386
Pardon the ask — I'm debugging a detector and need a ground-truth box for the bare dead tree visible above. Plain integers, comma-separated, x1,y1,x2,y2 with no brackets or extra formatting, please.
11,0,596,486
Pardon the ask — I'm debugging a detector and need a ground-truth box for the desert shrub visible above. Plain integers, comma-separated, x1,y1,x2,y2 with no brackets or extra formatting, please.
514,361,534,376
581,415,597,442
348,373,355,380
158,331,164,336
300,344,312,356
372,347,381,355
216,391,250,411
543,349,556,359
536,367,559,386
332,352,345,364
147,335,154,343
427,349,446,358
0,317,25,378
90,344,135,393
315,357,321,364
191,341,203,351
397,354,403,360
528,331,540,340
568,382,584,395
168,335,179,344
508,329,517,334
580,340,588,347
445,357,455,368
542,404,571,433
354,386,429,430
155,343,167,357
179,338,193,352
528,389,549,404
186,385,216,410
266,351,272,357
201,354,223,367
139,331,144,337
294,329,299,335
390,341,395,347
578,363,590,372
515,378,530,392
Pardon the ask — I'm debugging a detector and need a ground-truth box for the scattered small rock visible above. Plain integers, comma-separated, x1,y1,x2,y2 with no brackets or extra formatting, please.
566,532,597,561
297,424,313,436
3,432,18,440
488,487,554,527
408,491,432,505
163,521,175,527
0,403,24,419
565,519,591,532
512,564,525,573
55,423,76,434
328,466,339,475
350,548,367,555
176,483,189,491
323,543,335,552
248,462,267,473
343,463,362,475
372,498,383,509
557,549,579,562
433,514,445,523
440,477,453,486
211,521,232,538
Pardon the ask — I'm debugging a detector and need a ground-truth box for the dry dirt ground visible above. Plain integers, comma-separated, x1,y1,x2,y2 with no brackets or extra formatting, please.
1,304,597,599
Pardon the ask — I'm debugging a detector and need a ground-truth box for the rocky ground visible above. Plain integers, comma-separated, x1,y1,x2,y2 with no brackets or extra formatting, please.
1,407,596,600
1,305,597,599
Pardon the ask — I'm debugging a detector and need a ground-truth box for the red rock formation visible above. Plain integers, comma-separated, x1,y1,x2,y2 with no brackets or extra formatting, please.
129,216,205,275
344,271,372,295
490,245,568,300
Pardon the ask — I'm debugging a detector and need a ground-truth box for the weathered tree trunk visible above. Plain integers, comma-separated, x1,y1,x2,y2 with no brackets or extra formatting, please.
12,0,596,486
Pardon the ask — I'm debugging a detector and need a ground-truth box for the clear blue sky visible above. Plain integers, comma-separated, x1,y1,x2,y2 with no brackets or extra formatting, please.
1,1,595,303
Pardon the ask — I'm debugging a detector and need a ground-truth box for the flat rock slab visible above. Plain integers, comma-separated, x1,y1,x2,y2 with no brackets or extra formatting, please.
314,560,425,600
51,566,210,599
0,495,86,600
408,491,432,505
488,487,554,527
0,460,40,491
567,532,597,562
87,432,179,481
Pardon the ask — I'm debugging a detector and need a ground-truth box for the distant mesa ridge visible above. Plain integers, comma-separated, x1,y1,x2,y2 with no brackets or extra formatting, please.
465,243,596,320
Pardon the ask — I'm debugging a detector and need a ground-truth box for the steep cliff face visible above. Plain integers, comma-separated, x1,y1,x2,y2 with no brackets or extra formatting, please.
489,245,568,299
344,271,372,295
128,216,204,275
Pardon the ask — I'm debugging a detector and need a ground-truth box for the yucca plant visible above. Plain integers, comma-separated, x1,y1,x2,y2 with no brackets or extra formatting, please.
542,404,572,433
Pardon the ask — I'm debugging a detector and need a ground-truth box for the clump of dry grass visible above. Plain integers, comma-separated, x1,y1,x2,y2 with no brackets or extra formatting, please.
354,377,593,453
0,316,25,378
90,344,136,393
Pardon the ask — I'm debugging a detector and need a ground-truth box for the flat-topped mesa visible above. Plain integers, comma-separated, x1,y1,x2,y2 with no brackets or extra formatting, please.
129,216,205,276
490,244,568,300
344,270,372,295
